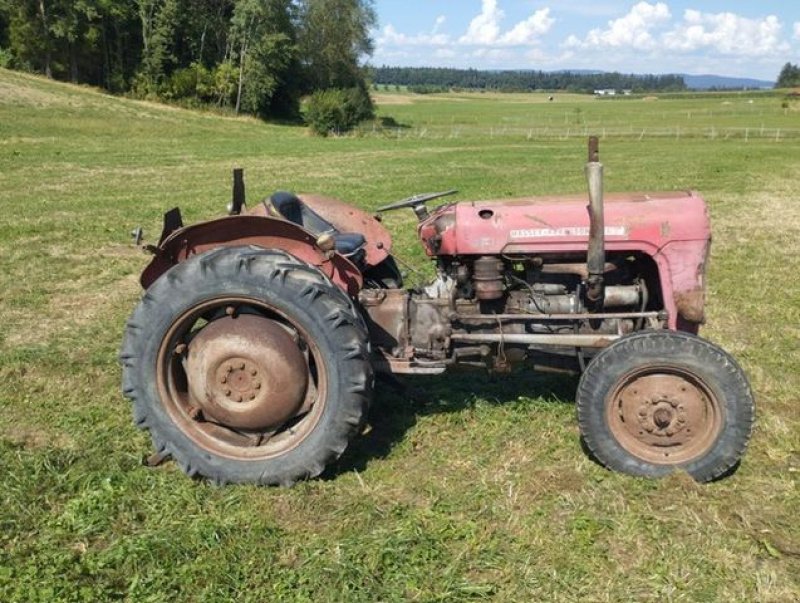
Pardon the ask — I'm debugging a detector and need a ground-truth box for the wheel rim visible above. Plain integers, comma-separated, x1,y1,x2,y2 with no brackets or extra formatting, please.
606,366,724,465
156,297,327,461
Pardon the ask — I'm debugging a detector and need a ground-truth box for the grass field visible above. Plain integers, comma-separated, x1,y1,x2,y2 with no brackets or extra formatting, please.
1,68,799,601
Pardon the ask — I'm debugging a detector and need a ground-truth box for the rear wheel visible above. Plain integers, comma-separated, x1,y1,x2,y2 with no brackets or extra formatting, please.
577,331,754,482
120,246,373,486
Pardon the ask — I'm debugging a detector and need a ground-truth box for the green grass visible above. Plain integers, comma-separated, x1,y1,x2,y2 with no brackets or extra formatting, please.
1,68,799,601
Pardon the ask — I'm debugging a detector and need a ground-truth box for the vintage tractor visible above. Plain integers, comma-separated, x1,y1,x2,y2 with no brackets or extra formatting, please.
121,139,754,486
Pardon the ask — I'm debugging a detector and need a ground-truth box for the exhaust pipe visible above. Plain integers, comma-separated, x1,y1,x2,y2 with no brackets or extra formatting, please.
585,137,605,305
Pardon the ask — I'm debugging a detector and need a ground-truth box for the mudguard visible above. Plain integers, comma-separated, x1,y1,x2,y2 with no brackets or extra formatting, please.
140,215,363,297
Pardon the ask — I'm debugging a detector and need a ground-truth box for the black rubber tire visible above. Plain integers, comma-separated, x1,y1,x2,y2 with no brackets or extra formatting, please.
576,330,755,482
120,246,373,486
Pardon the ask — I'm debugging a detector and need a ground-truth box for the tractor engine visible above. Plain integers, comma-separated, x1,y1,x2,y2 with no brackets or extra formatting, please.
360,252,654,374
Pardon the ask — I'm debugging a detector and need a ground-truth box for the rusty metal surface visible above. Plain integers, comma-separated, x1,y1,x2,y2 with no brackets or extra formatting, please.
540,262,617,279
674,288,706,324
455,311,662,322
450,333,619,348
186,314,308,430
249,193,392,268
371,352,446,375
359,289,408,352
156,297,329,461
606,367,723,465
473,256,505,300
140,215,363,297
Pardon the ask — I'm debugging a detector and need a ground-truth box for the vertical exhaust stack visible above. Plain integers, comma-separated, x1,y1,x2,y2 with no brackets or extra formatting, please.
585,137,605,306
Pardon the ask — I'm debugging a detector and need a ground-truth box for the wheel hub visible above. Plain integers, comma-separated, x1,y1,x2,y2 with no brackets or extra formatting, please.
637,396,688,438
608,370,723,465
185,314,308,430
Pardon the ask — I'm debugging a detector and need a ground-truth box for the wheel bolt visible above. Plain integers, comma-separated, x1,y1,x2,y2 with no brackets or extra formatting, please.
220,376,228,384
254,381,261,390
224,389,231,396
238,362,245,370
249,393,257,401
251,369,258,376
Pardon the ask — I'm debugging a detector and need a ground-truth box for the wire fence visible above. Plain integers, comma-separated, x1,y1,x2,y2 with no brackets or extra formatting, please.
354,123,800,142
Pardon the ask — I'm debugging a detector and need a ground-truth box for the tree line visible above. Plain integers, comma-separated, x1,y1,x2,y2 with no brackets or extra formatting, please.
372,66,687,94
0,0,376,119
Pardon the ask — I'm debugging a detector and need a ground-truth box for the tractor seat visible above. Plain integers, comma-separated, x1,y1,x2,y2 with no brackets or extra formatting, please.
269,192,366,262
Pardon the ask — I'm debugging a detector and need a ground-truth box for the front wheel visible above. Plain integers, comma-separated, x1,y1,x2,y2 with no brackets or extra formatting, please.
120,246,373,486
576,331,755,482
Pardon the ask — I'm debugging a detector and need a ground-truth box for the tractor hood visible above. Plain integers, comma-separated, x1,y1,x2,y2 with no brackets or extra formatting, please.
419,191,710,257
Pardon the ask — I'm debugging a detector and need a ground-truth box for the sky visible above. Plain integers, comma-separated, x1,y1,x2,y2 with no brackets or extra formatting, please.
372,1,800,80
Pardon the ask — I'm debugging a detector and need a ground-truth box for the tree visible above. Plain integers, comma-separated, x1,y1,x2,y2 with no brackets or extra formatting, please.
297,0,375,91
229,0,296,117
136,0,179,94
776,62,800,88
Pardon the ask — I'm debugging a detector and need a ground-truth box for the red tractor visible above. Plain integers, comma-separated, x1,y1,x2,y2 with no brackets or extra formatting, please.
121,139,754,486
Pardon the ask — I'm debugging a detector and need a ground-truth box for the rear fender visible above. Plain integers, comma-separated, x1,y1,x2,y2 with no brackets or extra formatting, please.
140,215,363,296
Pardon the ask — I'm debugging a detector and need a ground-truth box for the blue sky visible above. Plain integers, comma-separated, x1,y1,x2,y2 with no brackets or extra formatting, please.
372,1,800,80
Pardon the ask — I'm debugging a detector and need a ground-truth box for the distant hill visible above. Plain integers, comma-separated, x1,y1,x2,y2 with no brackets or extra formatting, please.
553,71,774,90
680,74,774,90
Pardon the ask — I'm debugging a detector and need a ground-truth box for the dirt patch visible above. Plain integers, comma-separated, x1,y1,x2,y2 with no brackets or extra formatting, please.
1,423,74,450
3,245,142,349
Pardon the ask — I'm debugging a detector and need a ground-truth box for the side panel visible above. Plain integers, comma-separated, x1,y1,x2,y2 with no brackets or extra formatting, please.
140,215,363,296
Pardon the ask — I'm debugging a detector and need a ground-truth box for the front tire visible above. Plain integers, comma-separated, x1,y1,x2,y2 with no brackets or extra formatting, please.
577,331,755,482
120,246,373,486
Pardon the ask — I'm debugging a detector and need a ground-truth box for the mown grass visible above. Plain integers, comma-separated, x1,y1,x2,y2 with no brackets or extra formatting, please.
0,68,798,601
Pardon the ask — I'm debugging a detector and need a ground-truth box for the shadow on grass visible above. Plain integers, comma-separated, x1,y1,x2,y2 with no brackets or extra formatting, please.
324,368,578,481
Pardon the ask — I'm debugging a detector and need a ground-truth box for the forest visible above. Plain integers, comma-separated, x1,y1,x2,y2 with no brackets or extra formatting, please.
372,66,687,94
0,0,376,119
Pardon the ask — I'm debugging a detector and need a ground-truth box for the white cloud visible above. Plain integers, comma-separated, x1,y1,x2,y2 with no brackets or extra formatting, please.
578,2,671,50
794,22,800,39
459,2,554,46
378,23,450,47
460,0,504,45
499,9,555,45
663,10,788,56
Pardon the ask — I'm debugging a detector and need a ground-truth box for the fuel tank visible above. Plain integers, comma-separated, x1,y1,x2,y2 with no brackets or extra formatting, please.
418,191,709,257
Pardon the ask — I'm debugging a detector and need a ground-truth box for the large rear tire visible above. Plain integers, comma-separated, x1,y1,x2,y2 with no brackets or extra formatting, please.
120,246,373,486
577,331,754,482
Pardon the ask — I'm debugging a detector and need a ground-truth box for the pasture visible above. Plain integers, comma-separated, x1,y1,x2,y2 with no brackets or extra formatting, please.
0,68,798,601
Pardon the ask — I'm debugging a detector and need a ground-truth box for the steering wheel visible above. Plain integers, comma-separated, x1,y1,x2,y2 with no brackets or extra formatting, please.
376,190,458,213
